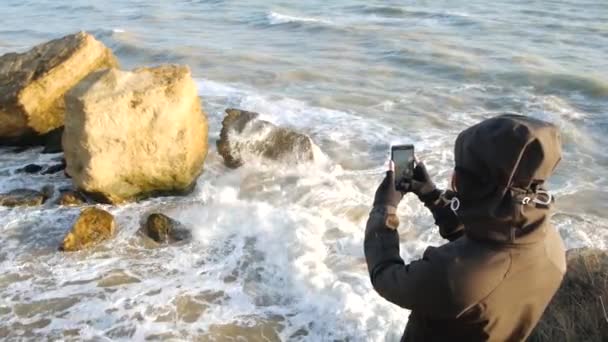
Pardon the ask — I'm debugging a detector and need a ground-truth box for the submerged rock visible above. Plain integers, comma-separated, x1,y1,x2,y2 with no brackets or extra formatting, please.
60,207,115,252
13,297,79,318
217,108,315,168
143,213,192,244
63,65,208,203
97,270,141,288
57,190,87,206
0,32,118,145
174,295,207,323
18,164,43,174
16,160,65,175
0,186,53,207
205,315,285,341
41,161,66,175
530,248,608,341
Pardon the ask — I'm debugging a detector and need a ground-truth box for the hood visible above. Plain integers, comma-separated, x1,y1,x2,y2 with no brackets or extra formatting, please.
454,114,562,244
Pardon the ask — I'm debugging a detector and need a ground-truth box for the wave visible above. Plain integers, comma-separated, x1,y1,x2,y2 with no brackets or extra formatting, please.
263,8,477,33
344,5,407,18
266,11,333,26
497,71,608,99
353,5,471,20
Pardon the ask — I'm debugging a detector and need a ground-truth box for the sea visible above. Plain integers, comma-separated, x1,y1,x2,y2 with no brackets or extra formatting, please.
0,0,607,341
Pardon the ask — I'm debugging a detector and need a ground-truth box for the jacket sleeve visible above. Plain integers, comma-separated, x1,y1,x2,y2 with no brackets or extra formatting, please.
419,189,464,241
364,205,453,317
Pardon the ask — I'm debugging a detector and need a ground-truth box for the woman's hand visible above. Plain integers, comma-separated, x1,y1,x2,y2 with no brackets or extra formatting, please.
373,161,404,208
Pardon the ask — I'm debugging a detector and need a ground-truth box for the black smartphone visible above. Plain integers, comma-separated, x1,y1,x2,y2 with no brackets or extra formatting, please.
391,144,415,191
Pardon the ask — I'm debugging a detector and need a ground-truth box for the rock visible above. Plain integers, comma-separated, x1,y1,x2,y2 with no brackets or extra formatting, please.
217,108,315,168
18,164,43,174
97,270,141,288
205,315,285,341
60,207,115,252
57,190,87,206
0,186,52,207
41,127,63,153
17,161,65,175
63,65,208,203
13,297,79,318
174,295,207,323
40,184,54,198
144,213,191,244
529,248,608,342
0,32,118,145
41,161,66,175
11,146,30,153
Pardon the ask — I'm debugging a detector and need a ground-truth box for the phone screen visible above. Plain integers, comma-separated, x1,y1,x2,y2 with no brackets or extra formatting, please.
392,145,415,189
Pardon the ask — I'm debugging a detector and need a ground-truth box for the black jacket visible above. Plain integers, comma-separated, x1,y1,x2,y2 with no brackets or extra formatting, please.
365,115,566,341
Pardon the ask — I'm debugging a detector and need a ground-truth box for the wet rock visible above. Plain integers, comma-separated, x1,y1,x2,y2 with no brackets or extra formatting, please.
41,160,66,175
41,126,63,154
530,248,608,341
144,213,192,244
41,185,54,198
63,65,208,203
0,273,32,288
97,270,141,288
13,297,79,318
18,164,43,174
0,32,118,145
217,108,315,168
174,295,207,323
57,190,87,206
10,146,29,153
105,325,136,339
0,186,52,207
205,315,285,341
60,207,115,252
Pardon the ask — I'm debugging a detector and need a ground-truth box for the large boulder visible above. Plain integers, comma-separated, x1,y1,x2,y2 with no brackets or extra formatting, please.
60,207,115,252
217,108,315,168
63,65,208,203
530,248,608,342
0,32,118,144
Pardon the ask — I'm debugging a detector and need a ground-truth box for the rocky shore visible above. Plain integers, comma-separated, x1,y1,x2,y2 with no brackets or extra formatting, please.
0,32,318,251
0,32,605,340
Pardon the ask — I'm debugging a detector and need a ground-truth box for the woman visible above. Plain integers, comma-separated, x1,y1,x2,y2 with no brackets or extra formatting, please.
365,114,566,341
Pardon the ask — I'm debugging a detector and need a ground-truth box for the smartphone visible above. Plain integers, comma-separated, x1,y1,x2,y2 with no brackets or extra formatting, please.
391,144,415,191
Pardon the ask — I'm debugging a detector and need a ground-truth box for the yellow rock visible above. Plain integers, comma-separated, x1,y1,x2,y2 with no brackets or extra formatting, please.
63,65,208,203
144,213,192,243
60,207,115,252
0,32,118,140
57,190,87,206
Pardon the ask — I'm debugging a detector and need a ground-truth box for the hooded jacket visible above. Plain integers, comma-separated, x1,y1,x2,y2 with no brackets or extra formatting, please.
365,114,566,341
